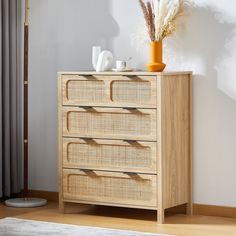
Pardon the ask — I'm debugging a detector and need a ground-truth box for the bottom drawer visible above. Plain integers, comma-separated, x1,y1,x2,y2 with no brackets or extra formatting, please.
62,169,157,208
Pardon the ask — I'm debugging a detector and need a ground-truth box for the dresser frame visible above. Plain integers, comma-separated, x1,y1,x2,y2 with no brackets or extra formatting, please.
58,71,192,223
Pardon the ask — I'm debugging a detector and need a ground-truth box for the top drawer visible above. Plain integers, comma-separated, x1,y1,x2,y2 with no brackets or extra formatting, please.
61,75,157,108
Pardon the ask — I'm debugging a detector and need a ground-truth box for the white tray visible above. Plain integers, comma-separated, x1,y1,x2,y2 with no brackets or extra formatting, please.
112,68,134,72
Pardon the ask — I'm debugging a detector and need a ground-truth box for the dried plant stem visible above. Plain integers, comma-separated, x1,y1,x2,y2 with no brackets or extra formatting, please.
139,0,155,41
138,0,191,42
147,2,155,41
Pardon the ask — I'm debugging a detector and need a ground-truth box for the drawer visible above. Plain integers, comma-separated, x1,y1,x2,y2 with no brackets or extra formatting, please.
62,169,157,208
61,75,157,108
62,107,157,141
62,138,157,174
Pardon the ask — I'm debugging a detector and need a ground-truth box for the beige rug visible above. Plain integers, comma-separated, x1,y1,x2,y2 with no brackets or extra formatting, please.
0,217,170,236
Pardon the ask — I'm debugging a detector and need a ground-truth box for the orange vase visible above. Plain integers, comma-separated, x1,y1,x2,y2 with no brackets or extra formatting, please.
147,41,166,72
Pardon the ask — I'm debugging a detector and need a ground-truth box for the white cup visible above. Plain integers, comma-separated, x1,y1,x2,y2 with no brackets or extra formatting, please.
116,60,127,70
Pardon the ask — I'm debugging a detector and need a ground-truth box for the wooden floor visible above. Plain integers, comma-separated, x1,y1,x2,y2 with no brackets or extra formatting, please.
1,201,236,236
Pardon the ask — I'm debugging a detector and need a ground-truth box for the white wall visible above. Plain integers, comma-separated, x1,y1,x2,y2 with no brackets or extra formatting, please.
28,0,118,191
29,0,236,207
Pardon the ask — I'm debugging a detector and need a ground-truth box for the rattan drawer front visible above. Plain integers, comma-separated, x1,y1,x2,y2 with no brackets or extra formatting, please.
62,107,156,141
63,169,157,207
63,138,157,173
62,75,107,104
62,75,157,108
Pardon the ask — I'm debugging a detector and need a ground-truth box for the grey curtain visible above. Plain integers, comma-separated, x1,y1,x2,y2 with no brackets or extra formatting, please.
0,0,23,198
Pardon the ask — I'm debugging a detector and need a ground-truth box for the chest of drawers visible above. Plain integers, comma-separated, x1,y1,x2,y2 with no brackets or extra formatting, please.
58,71,192,223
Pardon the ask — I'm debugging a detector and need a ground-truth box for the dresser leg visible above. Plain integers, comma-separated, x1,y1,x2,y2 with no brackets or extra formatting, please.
59,200,65,213
186,202,193,215
157,209,165,224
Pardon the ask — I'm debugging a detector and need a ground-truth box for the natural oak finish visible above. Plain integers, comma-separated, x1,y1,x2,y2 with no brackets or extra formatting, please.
62,75,157,108
187,75,193,215
1,202,236,236
63,169,157,208
62,107,157,141
58,71,192,223
58,73,64,213
26,190,236,219
160,74,191,209
62,138,157,174
59,71,192,76
193,204,236,219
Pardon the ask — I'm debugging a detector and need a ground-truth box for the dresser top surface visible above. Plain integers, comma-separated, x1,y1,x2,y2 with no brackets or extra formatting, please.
58,71,192,76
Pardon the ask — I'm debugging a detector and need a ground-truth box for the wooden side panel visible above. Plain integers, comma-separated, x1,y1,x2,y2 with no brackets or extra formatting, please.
58,74,64,212
187,75,193,215
160,74,192,209
156,76,164,223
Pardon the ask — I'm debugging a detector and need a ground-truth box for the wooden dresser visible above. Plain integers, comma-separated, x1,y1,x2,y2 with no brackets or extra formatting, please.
58,71,192,223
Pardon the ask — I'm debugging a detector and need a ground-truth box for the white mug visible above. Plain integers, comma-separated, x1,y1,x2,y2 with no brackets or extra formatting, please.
116,60,127,70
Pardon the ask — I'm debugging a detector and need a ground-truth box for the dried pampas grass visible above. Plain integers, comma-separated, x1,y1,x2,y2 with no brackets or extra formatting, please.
139,0,191,42
139,0,155,41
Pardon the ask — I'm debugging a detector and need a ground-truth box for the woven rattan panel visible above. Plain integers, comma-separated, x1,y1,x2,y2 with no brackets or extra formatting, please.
63,171,156,207
67,111,151,136
66,142,152,170
111,81,151,103
67,80,106,102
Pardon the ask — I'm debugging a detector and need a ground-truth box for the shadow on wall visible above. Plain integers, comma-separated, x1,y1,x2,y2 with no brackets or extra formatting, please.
28,0,119,190
165,5,236,102
55,0,119,70
165,5,236,205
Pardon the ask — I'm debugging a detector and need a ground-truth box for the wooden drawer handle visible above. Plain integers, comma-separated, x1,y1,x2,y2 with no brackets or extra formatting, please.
123,107,137,111
123,140,137,144
123,172,138,176
80,169,98,178
125,75,136,78
80,168,93,173
79,106,93,109
79,137,93,141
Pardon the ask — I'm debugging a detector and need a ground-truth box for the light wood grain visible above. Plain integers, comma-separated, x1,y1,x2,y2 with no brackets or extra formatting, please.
156,76,164,224
26,190,236,219
2,202,236,236
62,169,157,208
58,74,64,213
62,138,157,174
58,71,192,223
62,75,157,108
62,107,157,141
63,199,157,210
187,74,193,215
58,71,192,76
160,74,191,210
193,204,236,219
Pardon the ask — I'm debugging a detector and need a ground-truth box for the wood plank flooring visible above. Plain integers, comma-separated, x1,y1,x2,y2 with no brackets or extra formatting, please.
1,202,236,236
